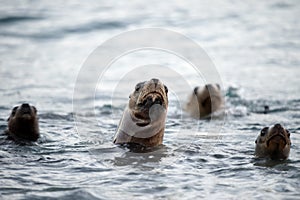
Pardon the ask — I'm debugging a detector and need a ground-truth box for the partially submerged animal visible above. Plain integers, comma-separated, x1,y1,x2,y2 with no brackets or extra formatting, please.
114,78,168,147
5,103,39,141
185,83,223,119
255,124,291,160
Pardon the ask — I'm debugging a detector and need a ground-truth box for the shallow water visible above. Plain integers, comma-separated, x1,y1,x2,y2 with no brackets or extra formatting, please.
0,0,300,199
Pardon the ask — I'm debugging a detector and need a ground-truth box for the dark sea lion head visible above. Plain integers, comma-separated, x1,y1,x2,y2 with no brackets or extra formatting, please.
255,124,291,160
7,103,39,141
129,78,168,121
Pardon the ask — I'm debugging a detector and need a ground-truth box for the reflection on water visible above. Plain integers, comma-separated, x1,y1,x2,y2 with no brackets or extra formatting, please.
0,0,300,199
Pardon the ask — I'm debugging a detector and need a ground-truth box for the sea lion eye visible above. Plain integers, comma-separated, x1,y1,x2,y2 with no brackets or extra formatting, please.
164,85,168,93
11,106,18,116
135,85,141,92
135,81,145,92
260,127,268,136
32,106,37,113
286,130,290,138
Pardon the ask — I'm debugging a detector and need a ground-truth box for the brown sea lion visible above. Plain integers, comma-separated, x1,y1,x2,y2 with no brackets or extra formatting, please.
5,103,39,141
255,124,291,160
113,78,168,147
185,83,223,119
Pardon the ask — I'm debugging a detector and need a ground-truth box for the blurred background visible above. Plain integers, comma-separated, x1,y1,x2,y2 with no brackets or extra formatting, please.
0,1,299,199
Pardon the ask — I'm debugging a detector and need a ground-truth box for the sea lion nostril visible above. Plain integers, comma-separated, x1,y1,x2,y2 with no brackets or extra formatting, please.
193,86,199,95
152,78,159,87
21,103,30,108
205,84,213,90
154,97,162,105
274,123,282,128
151,78,159,83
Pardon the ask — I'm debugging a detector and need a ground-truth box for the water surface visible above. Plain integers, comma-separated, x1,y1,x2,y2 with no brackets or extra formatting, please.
0,1,299,199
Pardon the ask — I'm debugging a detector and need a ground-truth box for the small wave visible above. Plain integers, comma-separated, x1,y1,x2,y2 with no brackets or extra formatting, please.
0,20,126,40
0,15,42,24
270,2,292,9
225,87,299,115
225,86,241,98
39,113,73,121
95,104,124,116
26,188,101,200
64,21,125,34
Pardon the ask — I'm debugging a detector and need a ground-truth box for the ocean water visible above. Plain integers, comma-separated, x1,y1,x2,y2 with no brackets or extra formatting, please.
0,0,300,199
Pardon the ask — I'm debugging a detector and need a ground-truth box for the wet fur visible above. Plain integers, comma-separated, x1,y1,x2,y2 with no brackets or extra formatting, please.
185,84,223,119
255,124,291,160
6,104,39,141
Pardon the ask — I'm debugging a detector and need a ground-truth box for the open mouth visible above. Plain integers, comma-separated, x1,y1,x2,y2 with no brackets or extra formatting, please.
138,92,164,108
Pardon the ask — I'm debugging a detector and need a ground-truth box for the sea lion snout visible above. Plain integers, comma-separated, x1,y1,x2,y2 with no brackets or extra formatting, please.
135,79,168,110
267,124,289,147
20,103,32,114
139,94,163,108
205,84,215,91
255,124,291,160
274,123,283,130
21,103,30,108
15,103,37,119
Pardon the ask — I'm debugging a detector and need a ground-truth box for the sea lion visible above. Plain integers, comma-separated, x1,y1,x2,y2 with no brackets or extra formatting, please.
5,103,39,141
255,124,291,160
113,78,168,147
185,83,223,119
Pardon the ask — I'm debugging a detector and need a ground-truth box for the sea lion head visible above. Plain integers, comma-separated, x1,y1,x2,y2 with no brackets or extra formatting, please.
129,78,168,122
7,103,39,141
255,124,291,160
185,83,223,118
114,78,168,147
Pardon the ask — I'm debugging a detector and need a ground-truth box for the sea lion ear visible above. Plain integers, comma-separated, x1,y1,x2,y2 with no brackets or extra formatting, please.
164,85,168,94
32,106,37,113
255,139,257,144
11,106,18,116
286,129,290,138
216,83,221,90
7,117,10,121
193,86,199,95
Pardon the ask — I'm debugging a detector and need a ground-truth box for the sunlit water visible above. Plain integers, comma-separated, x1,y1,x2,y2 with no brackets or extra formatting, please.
0,1,299,199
